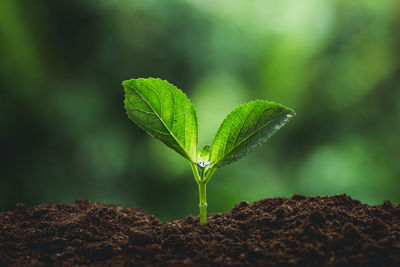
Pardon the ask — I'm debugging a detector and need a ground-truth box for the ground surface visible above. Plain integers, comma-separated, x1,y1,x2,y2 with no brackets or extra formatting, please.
0,194,399,266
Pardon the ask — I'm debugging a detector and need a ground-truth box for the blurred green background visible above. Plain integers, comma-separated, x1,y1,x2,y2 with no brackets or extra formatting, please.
1,0,399,221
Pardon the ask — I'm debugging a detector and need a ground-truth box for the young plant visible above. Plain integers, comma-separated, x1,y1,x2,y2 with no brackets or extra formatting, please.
123,78,295,225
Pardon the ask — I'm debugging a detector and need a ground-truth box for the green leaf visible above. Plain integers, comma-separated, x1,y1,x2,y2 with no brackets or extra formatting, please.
196,144,212,169
123,78,198,162
198,144,211,162
210,100,295,168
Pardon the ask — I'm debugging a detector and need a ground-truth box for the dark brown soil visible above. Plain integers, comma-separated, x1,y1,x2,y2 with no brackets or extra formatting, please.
0,194,399,266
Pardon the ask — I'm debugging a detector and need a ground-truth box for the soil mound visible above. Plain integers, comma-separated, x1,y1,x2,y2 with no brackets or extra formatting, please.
1,194,399,266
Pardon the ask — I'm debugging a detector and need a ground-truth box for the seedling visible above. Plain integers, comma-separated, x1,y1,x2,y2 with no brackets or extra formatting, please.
123,78,295,225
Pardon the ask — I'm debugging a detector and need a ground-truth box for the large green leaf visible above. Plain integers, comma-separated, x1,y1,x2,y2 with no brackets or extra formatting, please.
210,100,295,168
123,78,198,162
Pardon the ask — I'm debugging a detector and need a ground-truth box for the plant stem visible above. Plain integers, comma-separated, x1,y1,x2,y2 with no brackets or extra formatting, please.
191,163,216,225
198,181,207,225
190,162,200,183
204,167,216,184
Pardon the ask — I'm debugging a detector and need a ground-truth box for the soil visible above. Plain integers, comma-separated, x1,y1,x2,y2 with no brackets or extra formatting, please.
0,194,399,266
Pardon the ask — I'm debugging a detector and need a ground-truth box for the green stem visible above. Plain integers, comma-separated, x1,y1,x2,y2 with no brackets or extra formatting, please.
191,163,216,225
198,181,207,225
190,162,200,183
204,167,216,184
